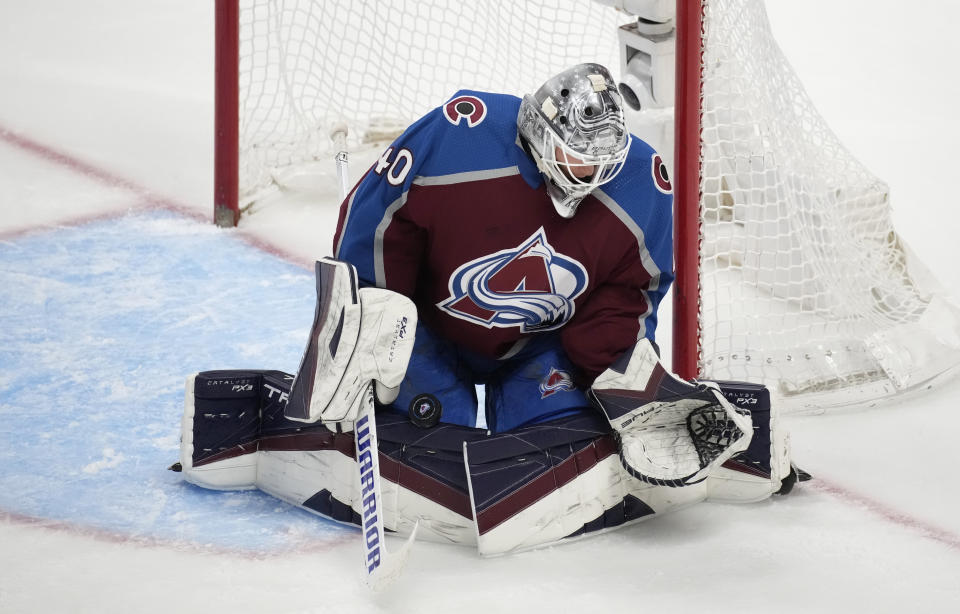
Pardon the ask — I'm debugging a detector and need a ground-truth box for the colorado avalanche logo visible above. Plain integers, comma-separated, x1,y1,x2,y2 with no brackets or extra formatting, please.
438,228,589,332
443,95,487,127
539,368,575,399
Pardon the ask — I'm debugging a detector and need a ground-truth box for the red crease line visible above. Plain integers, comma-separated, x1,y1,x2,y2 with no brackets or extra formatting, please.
812,477,960,553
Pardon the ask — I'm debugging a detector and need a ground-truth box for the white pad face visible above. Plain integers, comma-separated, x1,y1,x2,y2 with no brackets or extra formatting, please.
255,447,477,548
590,339,754,487
286,259,417,424
467,449,709,557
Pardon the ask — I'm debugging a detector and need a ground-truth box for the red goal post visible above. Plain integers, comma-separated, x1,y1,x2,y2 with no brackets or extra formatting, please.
671,0,703,382
214,0,239,228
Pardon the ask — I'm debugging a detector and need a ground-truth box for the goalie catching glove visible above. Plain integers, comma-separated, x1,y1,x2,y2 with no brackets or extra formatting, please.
588,339,753,487
285,258,417,425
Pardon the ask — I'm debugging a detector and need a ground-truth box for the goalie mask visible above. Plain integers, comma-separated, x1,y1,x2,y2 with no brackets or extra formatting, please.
518,63,631,218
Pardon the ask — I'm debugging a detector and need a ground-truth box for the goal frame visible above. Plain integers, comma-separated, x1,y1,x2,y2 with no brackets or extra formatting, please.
671,0,704,380
212,0,960,405
214,0,240,228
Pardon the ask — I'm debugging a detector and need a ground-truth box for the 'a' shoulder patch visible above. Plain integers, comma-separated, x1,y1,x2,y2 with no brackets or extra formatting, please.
652,154,672,194
444,95,487,127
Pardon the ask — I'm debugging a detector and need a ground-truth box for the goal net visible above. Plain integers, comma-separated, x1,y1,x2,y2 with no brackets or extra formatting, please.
218,0,960,410
230,0,629,206
675,0,960,409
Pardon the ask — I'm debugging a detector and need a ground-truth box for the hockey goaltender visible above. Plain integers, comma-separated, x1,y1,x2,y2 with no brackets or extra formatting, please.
171,64,808,577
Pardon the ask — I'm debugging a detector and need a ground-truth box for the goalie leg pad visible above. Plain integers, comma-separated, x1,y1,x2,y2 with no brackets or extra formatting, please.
375,414,487,542
180,372,716,553
180,367,480,543
179,369,294,490
256,410,483,545
464,413,708,557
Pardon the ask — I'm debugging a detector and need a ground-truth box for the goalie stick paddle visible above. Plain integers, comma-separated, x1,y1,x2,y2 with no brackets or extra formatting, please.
329,125,419,591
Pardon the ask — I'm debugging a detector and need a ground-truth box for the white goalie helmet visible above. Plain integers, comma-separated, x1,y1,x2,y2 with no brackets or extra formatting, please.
518,63,631,218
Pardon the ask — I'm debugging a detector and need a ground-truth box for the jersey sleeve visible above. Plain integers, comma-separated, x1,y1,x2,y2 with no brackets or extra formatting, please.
332,90,520,294
561,143,675,381
332,112,439,293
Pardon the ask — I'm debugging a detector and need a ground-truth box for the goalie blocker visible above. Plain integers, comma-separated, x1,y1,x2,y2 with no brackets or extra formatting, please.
176,362,801,556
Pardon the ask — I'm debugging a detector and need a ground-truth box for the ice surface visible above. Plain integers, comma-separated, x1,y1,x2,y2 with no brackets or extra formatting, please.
0,212,356,552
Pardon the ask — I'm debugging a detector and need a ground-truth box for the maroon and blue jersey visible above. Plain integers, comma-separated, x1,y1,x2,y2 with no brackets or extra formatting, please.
333,90,674,380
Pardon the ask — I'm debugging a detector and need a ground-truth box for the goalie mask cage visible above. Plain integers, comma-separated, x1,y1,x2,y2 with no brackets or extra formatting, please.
215,0,960,410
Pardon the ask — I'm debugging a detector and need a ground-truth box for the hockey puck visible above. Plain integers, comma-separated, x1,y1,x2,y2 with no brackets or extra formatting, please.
408,393,442,428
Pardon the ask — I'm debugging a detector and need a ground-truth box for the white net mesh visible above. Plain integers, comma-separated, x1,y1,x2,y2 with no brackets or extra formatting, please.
232,0,960,409
697,0,960,408
236,0,629,204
